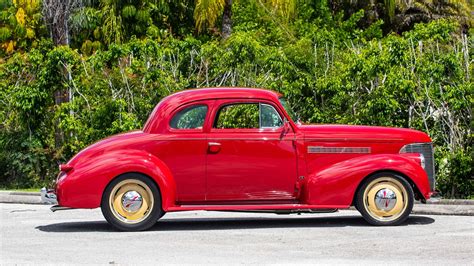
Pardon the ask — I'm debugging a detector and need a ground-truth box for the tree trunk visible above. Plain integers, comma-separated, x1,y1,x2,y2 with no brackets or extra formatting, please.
222,0,232,40
43,0,74,46
42,0,80,148
366,0,379,26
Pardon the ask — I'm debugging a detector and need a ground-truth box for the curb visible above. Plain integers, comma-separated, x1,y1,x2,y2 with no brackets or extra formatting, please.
416,199,474,205
412,204,473,216
0,191,44,205
1,191,473,216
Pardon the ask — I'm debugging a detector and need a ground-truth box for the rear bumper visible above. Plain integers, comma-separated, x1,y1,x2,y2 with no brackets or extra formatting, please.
40,187,58,205
41,188,74,212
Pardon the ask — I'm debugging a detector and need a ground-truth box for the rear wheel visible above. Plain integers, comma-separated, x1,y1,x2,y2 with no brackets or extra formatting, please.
101,173,163,231
356,172,414,226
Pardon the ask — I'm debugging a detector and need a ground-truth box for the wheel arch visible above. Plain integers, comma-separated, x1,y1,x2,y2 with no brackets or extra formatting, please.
300,154,430,207
350,169,424,207
57,149,177,210
96,153,177,212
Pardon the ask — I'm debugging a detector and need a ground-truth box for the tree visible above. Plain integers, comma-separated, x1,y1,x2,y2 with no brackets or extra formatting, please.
68,0,193,50
194,0,296,39
392,0,473,32
42,0,82,46
328,0,472,33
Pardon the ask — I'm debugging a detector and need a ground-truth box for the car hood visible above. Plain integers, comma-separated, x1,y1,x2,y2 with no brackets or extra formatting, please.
298,124,431,143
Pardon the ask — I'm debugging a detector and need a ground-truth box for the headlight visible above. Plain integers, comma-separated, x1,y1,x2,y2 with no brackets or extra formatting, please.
400,143,426,169
419,153,426,169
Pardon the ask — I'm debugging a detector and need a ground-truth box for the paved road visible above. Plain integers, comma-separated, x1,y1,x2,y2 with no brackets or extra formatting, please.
1,203,473,264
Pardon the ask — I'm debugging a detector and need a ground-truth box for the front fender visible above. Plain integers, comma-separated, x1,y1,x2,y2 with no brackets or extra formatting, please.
56,150,177,211
300,154,430,206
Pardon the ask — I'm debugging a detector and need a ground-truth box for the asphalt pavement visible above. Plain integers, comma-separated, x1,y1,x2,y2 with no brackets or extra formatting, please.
1,203,473,264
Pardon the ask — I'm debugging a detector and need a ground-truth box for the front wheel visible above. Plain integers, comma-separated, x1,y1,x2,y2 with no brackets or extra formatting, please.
101,173,163,231
356,172,414,226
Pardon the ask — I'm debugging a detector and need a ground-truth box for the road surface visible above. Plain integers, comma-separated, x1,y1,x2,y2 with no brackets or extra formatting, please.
1,203,473,264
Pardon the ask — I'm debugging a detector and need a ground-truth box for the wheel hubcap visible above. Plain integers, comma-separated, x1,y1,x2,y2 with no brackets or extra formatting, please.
121,190,143,213
363,177,408,222
109,180,154,224
374,188,397,211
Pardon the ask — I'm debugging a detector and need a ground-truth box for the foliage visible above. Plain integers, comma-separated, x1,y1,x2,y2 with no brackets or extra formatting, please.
216,104,260,129
0,1,472,198
69,0,194,51
0,0,45,55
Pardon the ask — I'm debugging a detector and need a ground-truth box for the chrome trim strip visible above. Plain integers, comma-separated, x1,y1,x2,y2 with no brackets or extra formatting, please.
307,146,371,154
305,138,403,142
157,138,285,141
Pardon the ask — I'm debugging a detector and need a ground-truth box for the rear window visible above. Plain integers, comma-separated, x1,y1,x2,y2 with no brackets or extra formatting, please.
170,105,208,129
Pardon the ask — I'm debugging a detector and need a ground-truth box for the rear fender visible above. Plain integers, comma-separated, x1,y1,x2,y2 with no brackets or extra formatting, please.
56,150,177,211
300,154,430,206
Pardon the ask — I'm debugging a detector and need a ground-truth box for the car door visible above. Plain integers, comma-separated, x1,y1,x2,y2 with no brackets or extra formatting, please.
206,99,298,202
151,100,212,203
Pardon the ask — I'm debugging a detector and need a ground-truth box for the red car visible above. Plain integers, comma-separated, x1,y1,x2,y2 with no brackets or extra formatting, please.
43,88,436,231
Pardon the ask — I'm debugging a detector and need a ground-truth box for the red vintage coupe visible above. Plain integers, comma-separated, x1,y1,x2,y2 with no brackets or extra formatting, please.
43,88,436,231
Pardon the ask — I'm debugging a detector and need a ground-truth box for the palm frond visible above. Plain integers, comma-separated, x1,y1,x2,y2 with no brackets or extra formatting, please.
194,0,225,33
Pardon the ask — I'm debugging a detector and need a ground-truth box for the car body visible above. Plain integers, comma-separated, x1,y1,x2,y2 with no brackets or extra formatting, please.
46,87,436,230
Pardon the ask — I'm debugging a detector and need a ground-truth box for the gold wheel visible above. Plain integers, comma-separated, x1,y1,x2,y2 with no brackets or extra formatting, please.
108,179,155,224
362,177,409,222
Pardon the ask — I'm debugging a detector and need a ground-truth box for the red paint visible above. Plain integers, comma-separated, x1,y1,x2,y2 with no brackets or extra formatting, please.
55,87,434,212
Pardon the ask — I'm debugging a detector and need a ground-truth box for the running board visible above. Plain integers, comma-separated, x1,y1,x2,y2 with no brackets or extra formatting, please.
167,204,348,212
224,209,339,215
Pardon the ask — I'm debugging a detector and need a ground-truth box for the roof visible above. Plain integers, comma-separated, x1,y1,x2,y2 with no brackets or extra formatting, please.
162,87,282,104
143,87,283,133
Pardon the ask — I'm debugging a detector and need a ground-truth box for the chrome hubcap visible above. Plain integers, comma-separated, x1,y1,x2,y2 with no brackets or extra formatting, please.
121,191,143,213
374,188,397,211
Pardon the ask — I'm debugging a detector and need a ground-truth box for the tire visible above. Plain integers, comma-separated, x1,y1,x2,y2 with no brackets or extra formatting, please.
101,173,163,231
356,172,414,226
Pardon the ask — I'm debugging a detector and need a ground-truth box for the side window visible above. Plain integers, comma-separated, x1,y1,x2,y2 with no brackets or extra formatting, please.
214,103,283,129
260,104,283,128
170,105,208,129
215,103,259,129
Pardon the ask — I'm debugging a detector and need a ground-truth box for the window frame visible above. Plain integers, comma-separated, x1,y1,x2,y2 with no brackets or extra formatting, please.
259,103,284,129
210,99,286,133
168,102,210,133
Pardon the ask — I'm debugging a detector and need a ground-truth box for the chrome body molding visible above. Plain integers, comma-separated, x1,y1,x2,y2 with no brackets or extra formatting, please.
307,146,371,154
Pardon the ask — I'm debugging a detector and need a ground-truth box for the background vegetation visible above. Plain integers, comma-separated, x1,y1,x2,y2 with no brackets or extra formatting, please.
0,0,472,198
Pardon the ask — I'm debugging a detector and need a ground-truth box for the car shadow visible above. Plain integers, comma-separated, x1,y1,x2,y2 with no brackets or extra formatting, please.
36,215,435,233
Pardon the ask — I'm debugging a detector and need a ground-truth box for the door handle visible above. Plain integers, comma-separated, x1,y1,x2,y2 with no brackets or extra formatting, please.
208,142,221,153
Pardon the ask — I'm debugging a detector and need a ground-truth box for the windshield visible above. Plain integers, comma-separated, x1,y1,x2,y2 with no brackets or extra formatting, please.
279,97,298,122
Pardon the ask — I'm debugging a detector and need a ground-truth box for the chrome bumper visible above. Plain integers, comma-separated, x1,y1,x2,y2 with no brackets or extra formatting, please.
41,188,74,212
40,187,58,205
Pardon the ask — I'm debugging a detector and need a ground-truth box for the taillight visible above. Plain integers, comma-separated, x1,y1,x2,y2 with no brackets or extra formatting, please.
59,164,73,172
